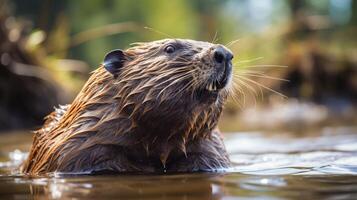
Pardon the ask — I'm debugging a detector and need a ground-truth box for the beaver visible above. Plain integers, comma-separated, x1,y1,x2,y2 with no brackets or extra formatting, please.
22,39,234,175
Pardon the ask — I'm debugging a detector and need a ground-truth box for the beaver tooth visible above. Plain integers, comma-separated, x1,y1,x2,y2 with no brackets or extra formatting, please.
210,83,214,91
207,83,213,91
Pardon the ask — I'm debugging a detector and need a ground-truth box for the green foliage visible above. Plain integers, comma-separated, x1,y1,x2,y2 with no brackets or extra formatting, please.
67,0,202,66
10,0,356,69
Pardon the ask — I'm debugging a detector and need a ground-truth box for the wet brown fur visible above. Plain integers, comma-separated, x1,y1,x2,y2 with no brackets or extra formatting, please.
22,39,231,175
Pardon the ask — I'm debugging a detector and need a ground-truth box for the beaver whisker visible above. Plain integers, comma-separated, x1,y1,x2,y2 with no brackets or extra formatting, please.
238,72,289,82
171,78,197,99
161,80,194,102
157,72,197,100
118,66,177,83
234,69,266,75
234,74,262,97
149,71,188,84
154,65,191,73
165,62,193,68
233,77,258,106
193,75,210,91
235,64,288,68
211,30,219,44
235,68,280,76
143,26,174,38
230,66,288,103
233,57,264,65
151,72,194,94
166,60,192,64
138,67,189,80
151,69,196,89
227,81,245,108
225,38,241,48
157,74,189,99
174,57,191,63
152,68,189,84
137,73,180,91
236,75,287,98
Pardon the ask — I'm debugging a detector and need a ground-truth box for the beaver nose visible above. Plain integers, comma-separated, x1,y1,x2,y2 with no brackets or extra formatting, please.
213,46,233,64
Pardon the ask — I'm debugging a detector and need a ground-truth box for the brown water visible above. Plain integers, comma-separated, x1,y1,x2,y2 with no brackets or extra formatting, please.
1,127,357,199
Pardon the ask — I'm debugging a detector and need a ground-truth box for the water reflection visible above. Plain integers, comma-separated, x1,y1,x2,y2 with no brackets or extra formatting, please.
10,173,357,200
0,127,357,199
225,127,357,176
20,174,224,199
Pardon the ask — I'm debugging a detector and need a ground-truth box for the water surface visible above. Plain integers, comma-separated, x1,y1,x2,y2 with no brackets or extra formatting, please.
1,127,357,199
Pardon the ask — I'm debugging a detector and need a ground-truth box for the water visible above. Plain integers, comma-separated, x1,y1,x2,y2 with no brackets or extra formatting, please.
1,127,357,199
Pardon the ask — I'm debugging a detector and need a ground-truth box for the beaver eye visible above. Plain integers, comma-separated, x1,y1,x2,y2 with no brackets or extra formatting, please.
164,45,176,54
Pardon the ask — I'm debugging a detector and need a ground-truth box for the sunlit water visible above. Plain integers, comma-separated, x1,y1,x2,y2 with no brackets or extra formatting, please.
1,127,357,199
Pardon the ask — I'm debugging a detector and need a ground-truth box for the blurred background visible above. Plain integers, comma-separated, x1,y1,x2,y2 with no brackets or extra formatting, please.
0,0,356,133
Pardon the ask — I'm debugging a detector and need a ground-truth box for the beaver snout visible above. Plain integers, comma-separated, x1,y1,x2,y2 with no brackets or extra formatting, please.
205,45,233,91
213,45,233,65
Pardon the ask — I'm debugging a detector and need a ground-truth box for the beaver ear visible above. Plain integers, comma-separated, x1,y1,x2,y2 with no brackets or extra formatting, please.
103,49,127,76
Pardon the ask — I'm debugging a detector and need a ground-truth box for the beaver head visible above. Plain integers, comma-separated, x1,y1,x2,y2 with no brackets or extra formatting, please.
101,39,233,139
